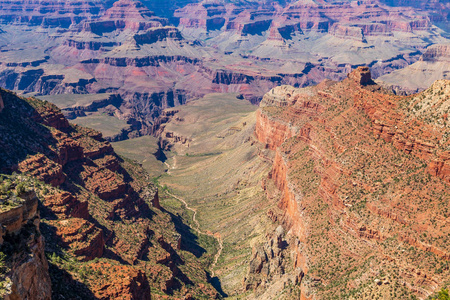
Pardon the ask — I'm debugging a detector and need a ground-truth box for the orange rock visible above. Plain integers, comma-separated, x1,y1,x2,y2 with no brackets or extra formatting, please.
18,154,65,186
43,192,89,219
255,69,450,299
85,261,151,300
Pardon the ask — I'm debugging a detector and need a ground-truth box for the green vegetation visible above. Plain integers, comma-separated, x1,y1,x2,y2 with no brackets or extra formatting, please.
72,114,129,138
112,135,165,177
154,94,276,295
0,250,11,297
429,288,450,300
0,174,35,212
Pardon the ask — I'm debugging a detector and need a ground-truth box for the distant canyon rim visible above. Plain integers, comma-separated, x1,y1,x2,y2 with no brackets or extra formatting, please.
0,0,448,140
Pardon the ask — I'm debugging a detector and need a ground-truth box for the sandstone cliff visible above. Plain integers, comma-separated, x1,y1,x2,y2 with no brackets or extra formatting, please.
254,67,450,299
0,175,52,299
0,88,218,299
0,0,446,140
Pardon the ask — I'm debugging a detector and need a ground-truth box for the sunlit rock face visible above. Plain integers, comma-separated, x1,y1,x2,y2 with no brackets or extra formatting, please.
254,68,450,299
0,0,447,141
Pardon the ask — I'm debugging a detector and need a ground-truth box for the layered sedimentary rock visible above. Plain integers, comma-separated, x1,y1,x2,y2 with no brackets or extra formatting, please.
84,0,169,34
0,182,52,300
380,0,450,32
0,0,106,27
175,0,433,37
0,88,218,299
244,225,304,296
378,44,450,93
0,0,447,140
254,67,450,299
421,44,450,62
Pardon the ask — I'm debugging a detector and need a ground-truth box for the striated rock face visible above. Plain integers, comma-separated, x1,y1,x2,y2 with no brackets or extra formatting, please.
175,0,433,37
3,233,52,300
0,0,445,139
421,44,450,62
244,226,304,294
254,67,450,299
348,66,374,85
42,192,89,219
84,0,168,34
0,88,217,299
134,26,183,44
329,24,365,42
18,154,66,187
0,182,52,300
255,111,295,151
377,43,450,93
0,0,106,27
380,0,450,32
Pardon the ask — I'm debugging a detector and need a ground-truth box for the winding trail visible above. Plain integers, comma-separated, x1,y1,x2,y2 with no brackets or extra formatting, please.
164,157,223,278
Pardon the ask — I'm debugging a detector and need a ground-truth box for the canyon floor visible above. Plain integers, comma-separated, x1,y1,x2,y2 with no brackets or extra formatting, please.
112,93,290,298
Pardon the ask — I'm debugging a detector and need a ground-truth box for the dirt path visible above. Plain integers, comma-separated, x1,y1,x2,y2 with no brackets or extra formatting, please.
164,161,171,174
164,157,223,278
164,156,177,175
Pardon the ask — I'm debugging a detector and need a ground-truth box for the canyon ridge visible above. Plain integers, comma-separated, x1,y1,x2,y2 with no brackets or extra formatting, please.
0,0,450,299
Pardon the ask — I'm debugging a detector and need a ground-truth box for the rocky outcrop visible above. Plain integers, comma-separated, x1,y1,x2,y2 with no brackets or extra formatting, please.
255,111,295,151
54,218,104,261
0,190,38,239
42,192,89,219
84,261,151,300
176,0,434,37
84,0,169,34
244,226,303,291
134,26,183,44
0,0,444,142
2,231,52,300
59,94,123,120
0,1,104,28
0,183,52,300
329,24,366,42
421,44,450,62
0,0,105,27
254,67,450,299
18,155,66,187
380,0,450,32
348,66,374,85
0,87,217,299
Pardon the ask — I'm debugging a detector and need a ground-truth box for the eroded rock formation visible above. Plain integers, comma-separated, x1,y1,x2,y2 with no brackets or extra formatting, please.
0,0,447,138
0,88,218,299
254,67,450,299
0,181,52,300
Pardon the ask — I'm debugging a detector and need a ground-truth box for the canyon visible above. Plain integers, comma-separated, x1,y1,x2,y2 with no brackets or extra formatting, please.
0,88,218,299
113,66,450,299
1,47,450,300
251,67,450,299
0,0,450,299
0,0,448,140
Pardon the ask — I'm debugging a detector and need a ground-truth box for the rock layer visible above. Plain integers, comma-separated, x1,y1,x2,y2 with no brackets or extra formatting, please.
255,68,450,299
0,185,52,300
0,88,217,299
0,0,447,138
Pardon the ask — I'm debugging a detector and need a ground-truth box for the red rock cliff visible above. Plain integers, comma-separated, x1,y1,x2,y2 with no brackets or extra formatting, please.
0,88,217,299
255,68,450,299
0,182,52,300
